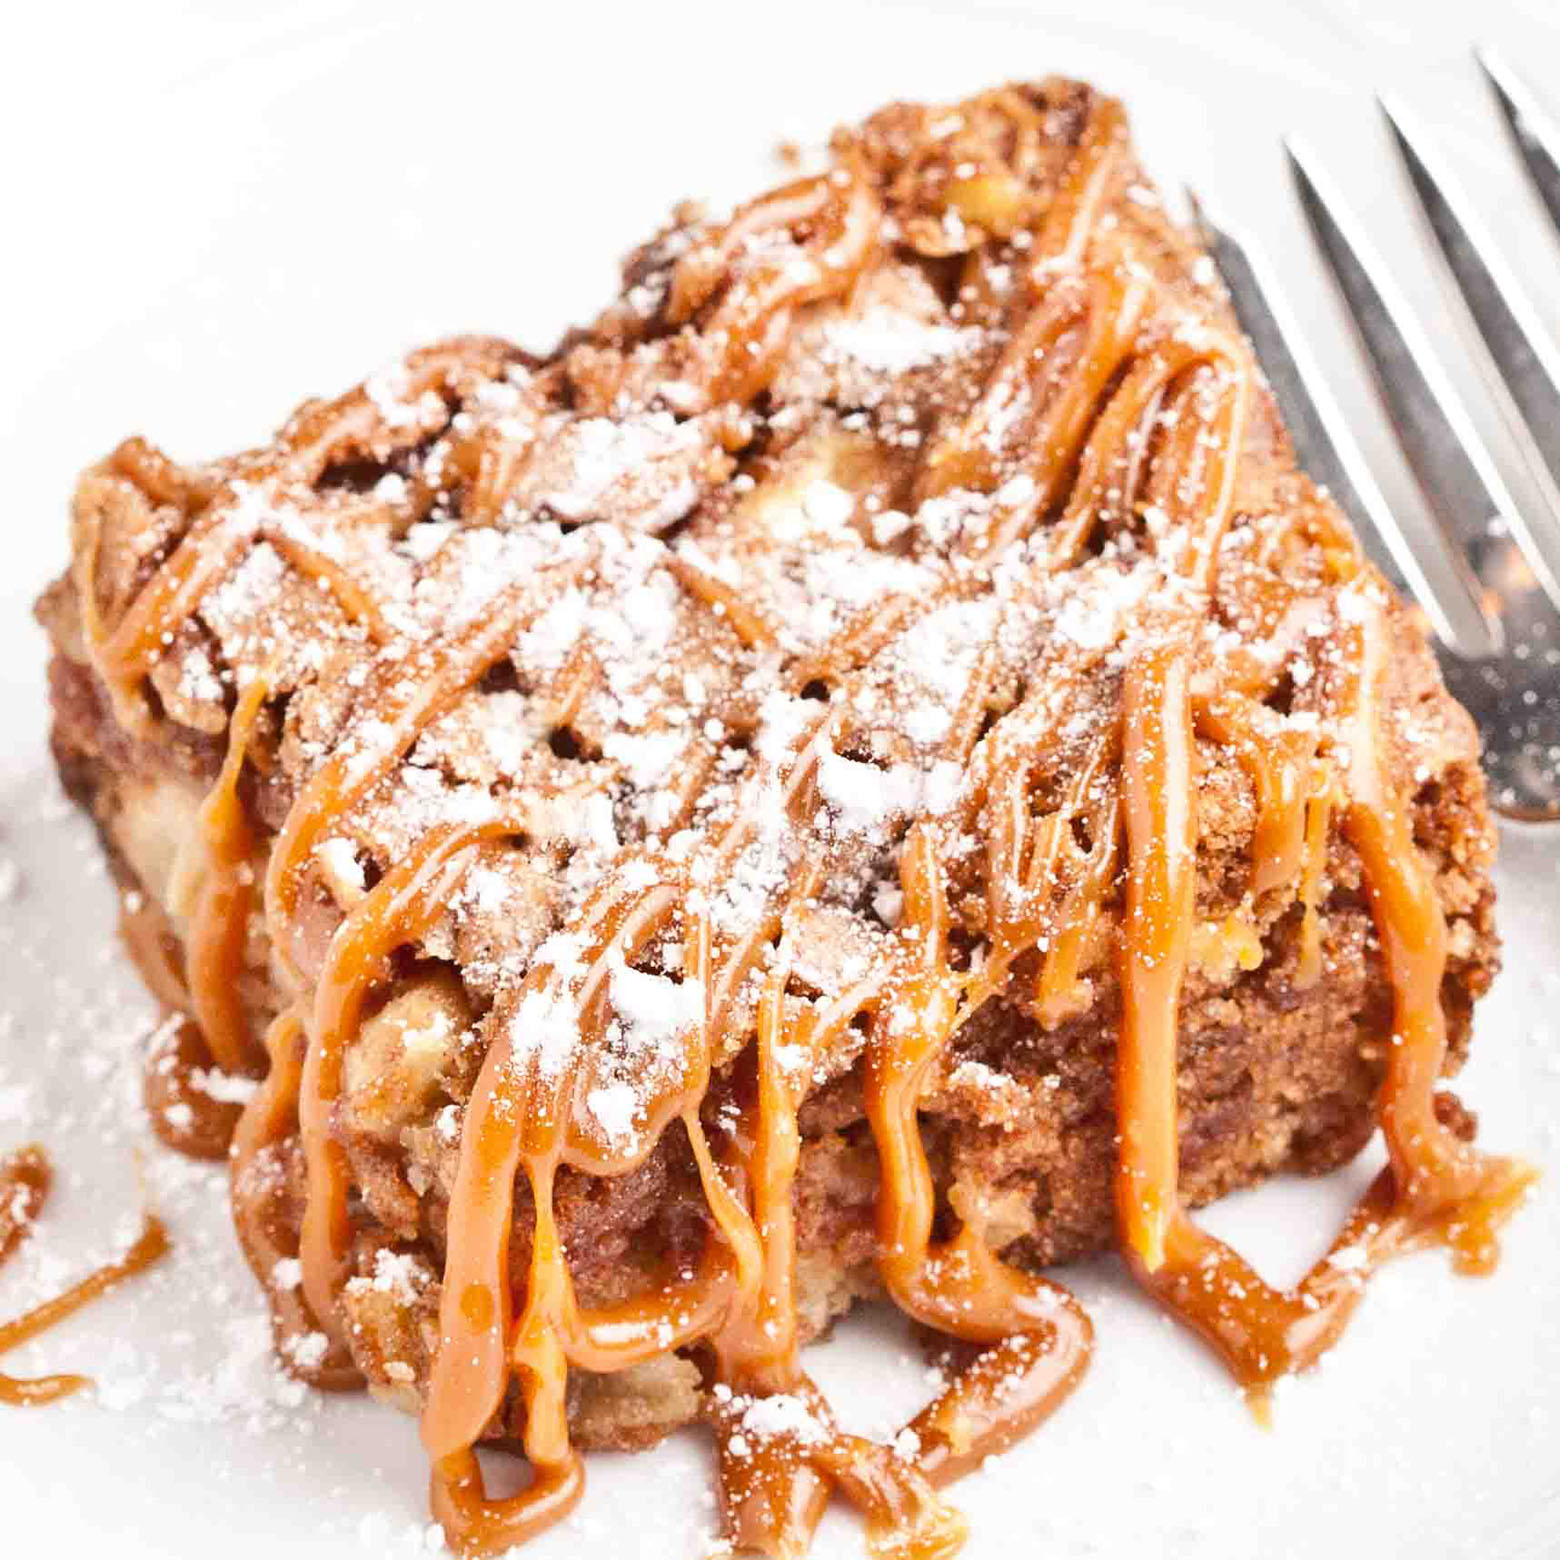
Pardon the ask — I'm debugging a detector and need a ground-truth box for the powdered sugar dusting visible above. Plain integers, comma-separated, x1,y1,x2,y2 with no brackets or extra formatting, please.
821,304,982,375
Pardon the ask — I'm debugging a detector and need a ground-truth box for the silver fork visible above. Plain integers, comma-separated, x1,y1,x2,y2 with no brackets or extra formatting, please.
1190,48,1560,822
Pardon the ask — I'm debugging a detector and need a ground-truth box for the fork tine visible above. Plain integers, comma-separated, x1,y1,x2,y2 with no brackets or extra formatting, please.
1379,98,1560,617
1285,138,1553,638
1187,190,1497,659
1477,47,1560,238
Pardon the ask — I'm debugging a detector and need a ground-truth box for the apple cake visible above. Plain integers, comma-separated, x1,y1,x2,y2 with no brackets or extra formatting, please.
33,76,1530,1559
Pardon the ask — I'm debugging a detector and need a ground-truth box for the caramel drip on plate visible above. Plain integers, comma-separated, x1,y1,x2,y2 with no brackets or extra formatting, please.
0,1146,169,1406
70,85,1535,1560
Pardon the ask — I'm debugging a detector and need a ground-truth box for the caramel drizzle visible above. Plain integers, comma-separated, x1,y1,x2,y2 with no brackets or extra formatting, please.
128,678,273,1154
916,266,1151,519
1113,433,1534,1402
261,550,591,985
420,716,834,1544
230,1011,360,1389
0,1146,169,1406
263,528,394,643
144,1016,246,1162
418,629,1100,1555
666,167,881,407
1194,692,1318,898
299,818,531,1343
427,879,728,1549
185,676,271,1076
1033,97,1128,274
84,339,519,728
70,88,1534,1560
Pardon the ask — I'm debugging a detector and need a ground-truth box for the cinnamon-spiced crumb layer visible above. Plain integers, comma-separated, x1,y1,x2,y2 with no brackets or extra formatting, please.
36,76,1510,1559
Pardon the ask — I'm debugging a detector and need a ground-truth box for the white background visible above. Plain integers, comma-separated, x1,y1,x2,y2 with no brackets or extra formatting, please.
1,2,1558,1556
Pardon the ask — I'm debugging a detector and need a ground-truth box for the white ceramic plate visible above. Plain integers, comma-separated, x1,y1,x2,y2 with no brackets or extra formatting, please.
3,3,1558,1555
